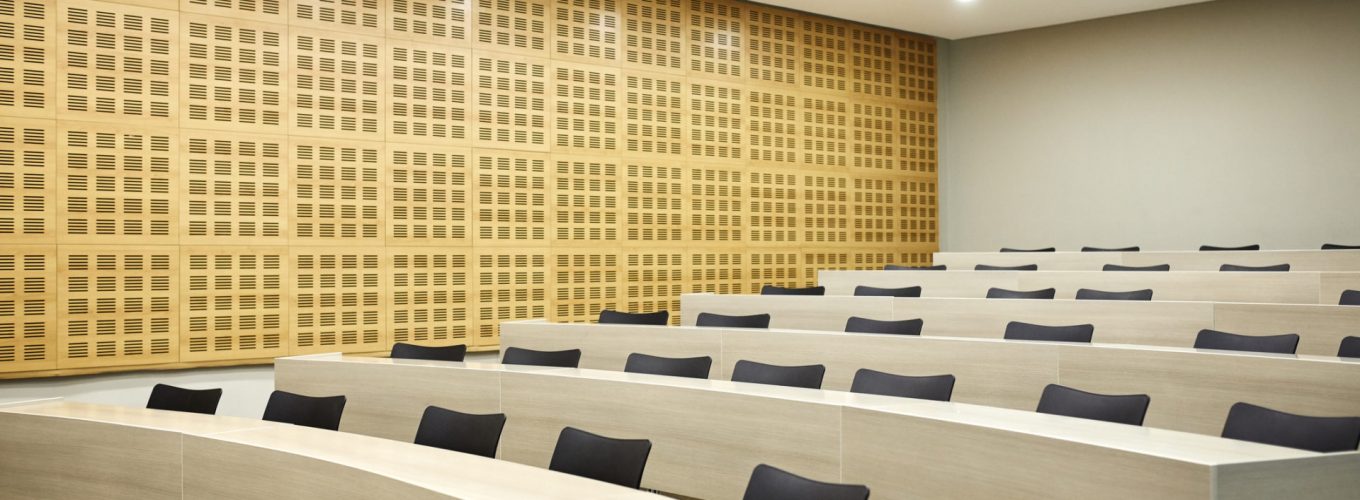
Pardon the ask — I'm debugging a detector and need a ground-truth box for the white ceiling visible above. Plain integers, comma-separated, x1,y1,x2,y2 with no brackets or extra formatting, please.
755,0,1213,40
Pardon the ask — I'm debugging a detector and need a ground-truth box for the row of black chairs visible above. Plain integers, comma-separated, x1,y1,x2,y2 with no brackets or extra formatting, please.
497,346,1360,453
598,308,1360,357
965,263,1292,271
764,283,1360,306
147,381,864,498
995,244,1360,252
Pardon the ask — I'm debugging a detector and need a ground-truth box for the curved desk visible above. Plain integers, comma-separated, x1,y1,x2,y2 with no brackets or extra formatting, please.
499,320,1360,436
817,270,1360,304
0,399,660,500
933,249,1360,272
274,354,1360,500
677,293,1360,356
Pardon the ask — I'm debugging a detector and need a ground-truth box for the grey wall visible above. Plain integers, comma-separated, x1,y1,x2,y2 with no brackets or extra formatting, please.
939,0,1360,251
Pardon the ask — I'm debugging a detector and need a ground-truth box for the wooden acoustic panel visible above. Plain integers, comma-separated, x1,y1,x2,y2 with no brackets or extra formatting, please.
6,0,936,377
0,245,55,373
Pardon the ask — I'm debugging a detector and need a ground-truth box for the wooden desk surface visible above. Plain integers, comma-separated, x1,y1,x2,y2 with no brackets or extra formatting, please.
501,320,1360,436
817,269,1360,304
276,355,1360,500
933,249,1360,272
0,399,661,500
677,293,1360,356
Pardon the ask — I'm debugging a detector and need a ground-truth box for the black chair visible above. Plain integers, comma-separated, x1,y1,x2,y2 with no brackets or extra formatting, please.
146,384,222,415
1075,288,1153,301
975,264,1038,271
1340,336,1360,358
1193,329,1299,354
548,427,652,489
1004,321,1094,343
730,360,825,389
1082,246,1140,252
1102,263,1170,271
1200,244,1260,251
844,317,923,336
1322,243,1360,250
501,347,582,368
1035,384,1151,426
853,285,921,297
413,406,507,458
1000,247,1055,253
1220,263,1290,272
695,312,770,329
262,390,347,431
885,264,946,270
1221,402,1360,453
598,309,670,326
760,285,826,296
742,464,870,500
390,342,467,362
1339,289,1360,306
850,369,954,401
623,353,712,379
986,287,1056,300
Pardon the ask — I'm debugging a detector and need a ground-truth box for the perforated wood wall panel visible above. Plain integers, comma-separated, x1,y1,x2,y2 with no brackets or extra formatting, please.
5,0,935,377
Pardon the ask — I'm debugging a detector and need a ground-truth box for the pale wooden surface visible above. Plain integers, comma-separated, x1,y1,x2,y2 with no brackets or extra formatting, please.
678,293,1360,356
933,249,1360,272
500,322,1360,435
275,355,1359,500
0,399,662,500
274,353,537,442
818,270,1360,304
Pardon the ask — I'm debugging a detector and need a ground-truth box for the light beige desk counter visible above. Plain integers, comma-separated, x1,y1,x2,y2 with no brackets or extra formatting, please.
275,355,1360,500
933,249,1360,272
817,269,1360,304
677,293,1360,356
0,398,662,500
501,320,1360,436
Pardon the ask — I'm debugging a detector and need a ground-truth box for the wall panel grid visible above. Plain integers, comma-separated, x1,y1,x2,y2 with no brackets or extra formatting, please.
1,0,934,378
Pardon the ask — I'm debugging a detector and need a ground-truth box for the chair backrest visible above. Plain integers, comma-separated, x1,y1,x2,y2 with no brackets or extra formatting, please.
852,285,921,297
730,360,826,389
844,317,923,336
1004,321,1094,343
1200,244,1260,251
850,369,954,401
1193,329,1299,354
598,309,670,325
548,427,653,489
1340,336,1360,358
1220,263,1290,272
390,342,467,362
501,347,582,368
1221,402,1360,452
986,287,1056,300
146,384,223,415
624,353,713,379
413,406,507,458
1000,247,1055,253
1074,288,1153,301
1082,246,1140,252
760,285,826,296
695,312,771,329
1035,384,1151,426
1102,263,1170,271
885,264,946,270
262,390,347,430
741,464,870,500
1322,243,1360,250
1340,289,1360,306
975,264,1038,271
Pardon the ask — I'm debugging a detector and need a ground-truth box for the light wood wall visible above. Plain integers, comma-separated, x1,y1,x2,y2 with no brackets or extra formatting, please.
0,0,938,378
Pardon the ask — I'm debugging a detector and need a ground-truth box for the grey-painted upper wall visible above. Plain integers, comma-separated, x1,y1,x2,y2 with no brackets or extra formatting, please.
939,0,1360,251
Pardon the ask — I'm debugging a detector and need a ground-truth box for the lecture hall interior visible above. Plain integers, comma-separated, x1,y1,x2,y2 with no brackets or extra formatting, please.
1,0,1358,498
